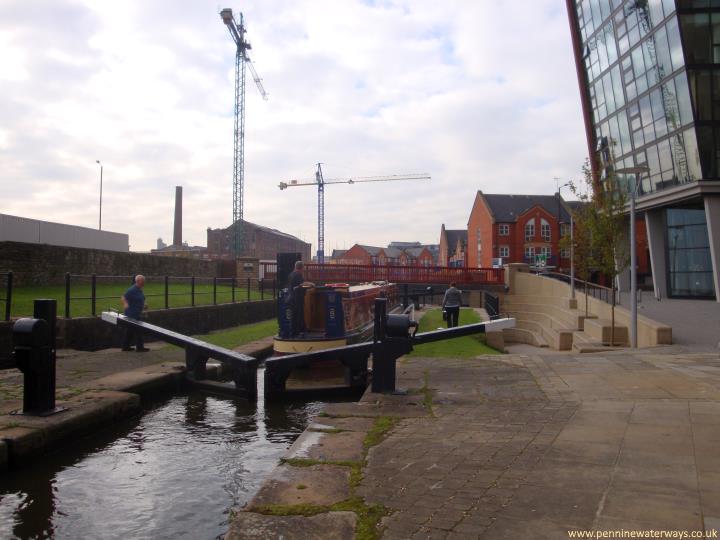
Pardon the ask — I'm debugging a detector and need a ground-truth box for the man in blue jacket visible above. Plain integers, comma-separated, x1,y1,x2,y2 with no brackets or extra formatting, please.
121,274,149,352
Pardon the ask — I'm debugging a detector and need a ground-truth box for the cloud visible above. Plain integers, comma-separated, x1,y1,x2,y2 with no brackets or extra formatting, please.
0,0,587,253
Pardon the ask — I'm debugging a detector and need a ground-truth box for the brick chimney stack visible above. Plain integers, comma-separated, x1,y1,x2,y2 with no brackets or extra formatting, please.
173,186,182,246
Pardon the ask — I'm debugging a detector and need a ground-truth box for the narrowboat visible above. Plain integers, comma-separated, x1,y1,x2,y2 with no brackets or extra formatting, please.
274,281,401,355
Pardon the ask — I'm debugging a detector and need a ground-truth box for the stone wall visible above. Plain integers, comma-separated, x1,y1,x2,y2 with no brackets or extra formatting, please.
0,241,223,286
0,300,276,366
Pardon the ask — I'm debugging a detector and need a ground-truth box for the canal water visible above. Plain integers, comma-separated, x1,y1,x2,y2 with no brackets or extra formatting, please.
0,376,355,539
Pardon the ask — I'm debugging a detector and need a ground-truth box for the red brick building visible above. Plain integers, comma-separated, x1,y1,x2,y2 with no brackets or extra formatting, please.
206,220,311,261
398,246,435,266
466,191,651,276
337,244,435,266
439,225,467,267
467,192,578,270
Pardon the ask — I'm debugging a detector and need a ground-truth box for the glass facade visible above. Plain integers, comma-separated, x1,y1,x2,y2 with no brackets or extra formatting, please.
573,0,720,298
666,207,714,296
573,0,720,192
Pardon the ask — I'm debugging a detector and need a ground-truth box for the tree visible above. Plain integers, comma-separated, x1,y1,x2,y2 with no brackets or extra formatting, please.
567,160,629,345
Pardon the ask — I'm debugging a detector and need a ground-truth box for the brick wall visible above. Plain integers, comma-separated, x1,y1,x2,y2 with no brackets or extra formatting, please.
0,241,223,286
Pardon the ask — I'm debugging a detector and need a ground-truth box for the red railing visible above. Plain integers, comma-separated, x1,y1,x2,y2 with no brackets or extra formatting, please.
259,262,504,286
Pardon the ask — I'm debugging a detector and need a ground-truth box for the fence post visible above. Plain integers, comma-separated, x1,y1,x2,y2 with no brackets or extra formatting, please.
213,277,217,305
4,271,12,321
64,272,71,318
247,277,250,302
164,276,169,309
273,278,276,299
91,274,97,316
260,278,264,300
231,277,236,303
191,276,195,307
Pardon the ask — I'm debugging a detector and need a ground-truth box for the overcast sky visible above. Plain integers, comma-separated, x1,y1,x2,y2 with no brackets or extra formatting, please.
0,0,587,253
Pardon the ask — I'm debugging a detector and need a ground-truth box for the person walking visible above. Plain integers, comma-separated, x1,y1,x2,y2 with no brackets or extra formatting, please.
442,282,462,328
287,261,314,336
121,274,149,352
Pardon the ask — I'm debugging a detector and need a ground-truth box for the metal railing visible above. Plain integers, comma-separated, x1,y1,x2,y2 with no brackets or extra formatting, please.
483,291,501,320
1,271,12,322
260,262,505,286
535,271,619,305
0,272,277,319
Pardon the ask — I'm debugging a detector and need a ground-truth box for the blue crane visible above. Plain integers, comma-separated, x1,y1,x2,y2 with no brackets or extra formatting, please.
220,8,268,257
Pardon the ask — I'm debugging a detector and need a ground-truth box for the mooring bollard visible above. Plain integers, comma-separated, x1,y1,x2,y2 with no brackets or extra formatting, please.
12,299,64,416
371,298,418,394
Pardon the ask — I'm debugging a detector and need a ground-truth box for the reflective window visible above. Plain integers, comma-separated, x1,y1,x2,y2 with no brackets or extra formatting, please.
541,219,551,242
681,128,703,181
688,70,712,121
667,208,715,297
524,246,535,260
499,224,509,236
499,246,509,258
680,14,711,64
674,72,694,125
525,219,535,242
697,126,715,177
666,16,684,70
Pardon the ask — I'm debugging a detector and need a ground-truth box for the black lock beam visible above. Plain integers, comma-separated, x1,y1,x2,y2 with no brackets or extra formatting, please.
102,312,259,400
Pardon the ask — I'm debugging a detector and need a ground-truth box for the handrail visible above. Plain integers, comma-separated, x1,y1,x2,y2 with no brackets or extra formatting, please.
535,271,618,305
261,262,505,286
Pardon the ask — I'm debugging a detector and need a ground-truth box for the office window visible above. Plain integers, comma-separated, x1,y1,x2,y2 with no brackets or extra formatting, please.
541,219,551,241
499,246,509,258
525,219,535,241
499,224,510,236
524,246,535,259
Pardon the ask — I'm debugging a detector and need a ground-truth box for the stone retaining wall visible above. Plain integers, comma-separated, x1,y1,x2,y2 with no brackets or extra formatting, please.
0,241,224,286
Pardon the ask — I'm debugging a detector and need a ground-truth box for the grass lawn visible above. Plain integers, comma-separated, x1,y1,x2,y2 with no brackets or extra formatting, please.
408,307,501,357
194,319,278,349
6,281,269,318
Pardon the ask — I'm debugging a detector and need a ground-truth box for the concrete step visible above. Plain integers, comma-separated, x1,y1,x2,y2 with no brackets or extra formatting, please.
502,301,586,329
506,311,577,351
502,295,578,309
571,331,625,353
583,318,628,346
502,327,548,348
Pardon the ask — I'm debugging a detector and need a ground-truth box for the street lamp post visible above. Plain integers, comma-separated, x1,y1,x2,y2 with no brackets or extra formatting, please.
614,165,649,349
558,183,575,300
96,160,103,230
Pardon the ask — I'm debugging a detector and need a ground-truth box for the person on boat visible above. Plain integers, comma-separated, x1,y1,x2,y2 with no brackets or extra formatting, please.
288,261,314,336
442,282,462,328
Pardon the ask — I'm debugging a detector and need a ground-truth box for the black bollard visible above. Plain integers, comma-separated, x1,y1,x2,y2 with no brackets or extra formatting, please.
371,298,418,394
13,299,65,416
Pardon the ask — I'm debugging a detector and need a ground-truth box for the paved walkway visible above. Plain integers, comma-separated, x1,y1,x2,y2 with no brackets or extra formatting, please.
359,346,720,538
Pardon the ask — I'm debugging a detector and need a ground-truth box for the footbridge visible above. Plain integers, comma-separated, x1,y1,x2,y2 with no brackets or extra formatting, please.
261,262,504,288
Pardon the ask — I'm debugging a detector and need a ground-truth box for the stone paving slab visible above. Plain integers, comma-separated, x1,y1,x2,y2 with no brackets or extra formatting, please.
352,347,720,538
225,511,357,540
249,464,351,507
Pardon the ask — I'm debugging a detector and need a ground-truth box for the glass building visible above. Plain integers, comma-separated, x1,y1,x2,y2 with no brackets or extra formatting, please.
567,0,720,299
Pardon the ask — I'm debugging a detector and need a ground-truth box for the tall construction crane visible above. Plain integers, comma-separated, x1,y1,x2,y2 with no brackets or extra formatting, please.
279,163,430,264
220,8,268,257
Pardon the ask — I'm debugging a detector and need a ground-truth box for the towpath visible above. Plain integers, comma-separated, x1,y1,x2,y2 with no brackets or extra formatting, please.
231,345,720,539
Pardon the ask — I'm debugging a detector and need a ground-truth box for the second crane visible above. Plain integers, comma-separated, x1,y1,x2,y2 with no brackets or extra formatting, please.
279,164,431,264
